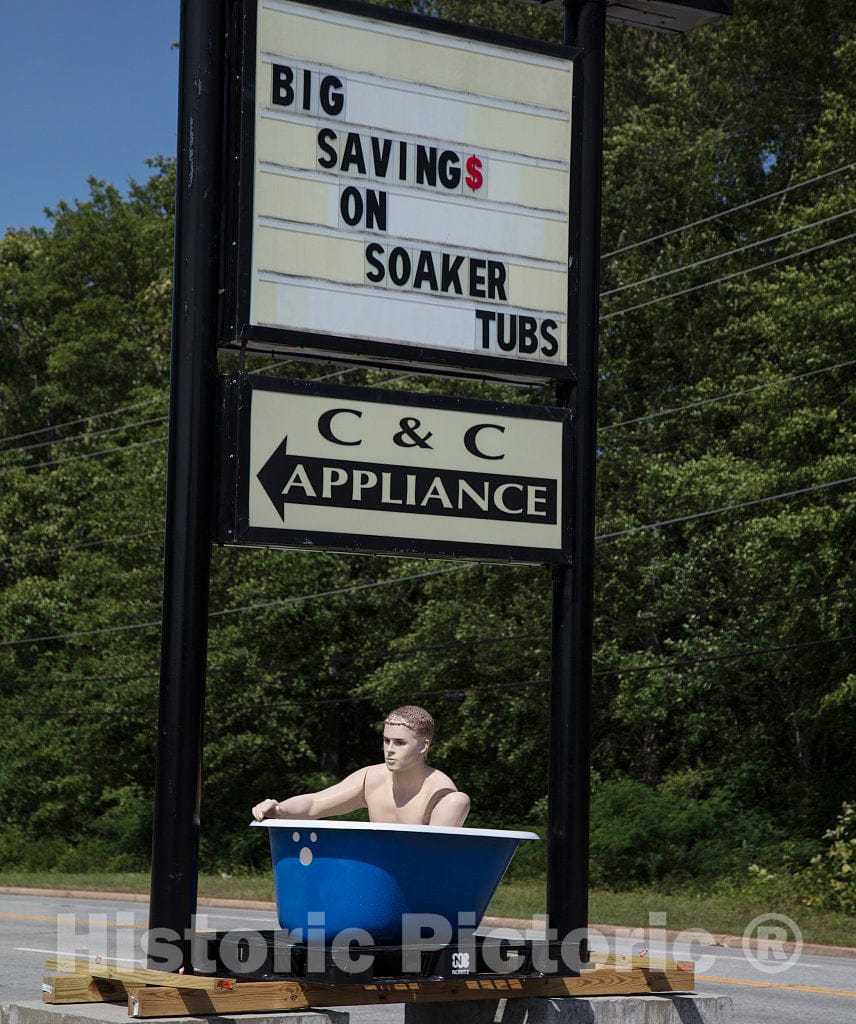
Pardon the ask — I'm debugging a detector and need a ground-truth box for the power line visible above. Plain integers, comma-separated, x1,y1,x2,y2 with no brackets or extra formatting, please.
597,474,856,541
0,630,547,690
3,633,854,719
0,415,169,459
601,231,856,321
3,360,847,573
601,207,856,298
0,530,162,567
592,632,856,676
5,222,848,463
0,396,166,450
3,473,853,647
599,358,856,432
11,581,853,690
5,351,848,475
0,365,401,474
4,164,852,453
206,564,473,619
602,162,855,259
0,564,474,649
0,435,167,476
0,356,847,539
600,583,855,631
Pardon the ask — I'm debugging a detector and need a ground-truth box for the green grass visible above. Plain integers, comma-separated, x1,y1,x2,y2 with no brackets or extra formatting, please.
1,872,853,947
486,881,856,948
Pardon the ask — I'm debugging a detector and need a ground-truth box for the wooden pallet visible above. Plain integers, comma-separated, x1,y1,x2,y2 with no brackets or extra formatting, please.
42,956,695,1018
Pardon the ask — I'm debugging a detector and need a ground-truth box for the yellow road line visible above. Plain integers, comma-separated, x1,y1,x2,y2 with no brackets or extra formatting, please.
0,913,143,929
702,974,856,999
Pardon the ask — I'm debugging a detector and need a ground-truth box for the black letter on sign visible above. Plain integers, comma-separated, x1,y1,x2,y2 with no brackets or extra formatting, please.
320,75,344,116
317,128,338,170
366,190,387,231
540,319,559,357
340,187,363,226
319,408,363,446
389,247,412,287
438,151,461,190
272,64,295,107
341,188,387,231
475,309,495,349
365,242,385,284
416,146,438,188
464,423,505,460
518,315,539,354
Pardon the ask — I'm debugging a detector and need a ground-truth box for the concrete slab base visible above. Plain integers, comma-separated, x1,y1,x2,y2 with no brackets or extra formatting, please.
405,994,734,1024
0,1002,348,1024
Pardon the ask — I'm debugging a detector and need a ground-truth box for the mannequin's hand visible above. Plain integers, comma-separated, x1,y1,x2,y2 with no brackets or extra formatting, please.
252,798,280,821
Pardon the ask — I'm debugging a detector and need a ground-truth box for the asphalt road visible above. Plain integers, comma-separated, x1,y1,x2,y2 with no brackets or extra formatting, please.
1,893,854,1022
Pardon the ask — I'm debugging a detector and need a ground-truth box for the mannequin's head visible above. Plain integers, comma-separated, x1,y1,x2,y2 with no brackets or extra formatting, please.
383,705,434,772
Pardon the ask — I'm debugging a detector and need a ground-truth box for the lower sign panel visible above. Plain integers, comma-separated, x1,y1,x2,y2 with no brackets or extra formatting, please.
218,374,572,564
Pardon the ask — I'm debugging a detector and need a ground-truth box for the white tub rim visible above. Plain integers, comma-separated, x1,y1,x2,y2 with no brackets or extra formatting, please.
251,818,539,841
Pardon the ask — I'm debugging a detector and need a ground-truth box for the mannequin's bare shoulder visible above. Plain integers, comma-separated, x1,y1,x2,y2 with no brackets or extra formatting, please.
423,767,458,794
425,768,470,826
363,762,389,784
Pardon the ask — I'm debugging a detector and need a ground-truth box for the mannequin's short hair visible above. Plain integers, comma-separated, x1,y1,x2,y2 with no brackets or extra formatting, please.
385,705,434,741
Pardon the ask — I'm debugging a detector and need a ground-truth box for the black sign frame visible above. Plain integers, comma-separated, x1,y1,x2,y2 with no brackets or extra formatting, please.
216,373,573,564
221,0,581,385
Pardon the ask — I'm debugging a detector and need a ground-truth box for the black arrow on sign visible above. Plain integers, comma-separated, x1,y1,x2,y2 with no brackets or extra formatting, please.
257,435,291,521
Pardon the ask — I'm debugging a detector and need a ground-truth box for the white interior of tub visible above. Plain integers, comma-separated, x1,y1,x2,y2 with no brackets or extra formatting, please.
251,819,539,840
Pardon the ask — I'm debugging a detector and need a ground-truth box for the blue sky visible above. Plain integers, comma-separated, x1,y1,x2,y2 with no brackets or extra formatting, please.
0,1,180,232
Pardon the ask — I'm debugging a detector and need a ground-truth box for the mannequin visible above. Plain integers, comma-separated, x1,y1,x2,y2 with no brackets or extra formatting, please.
252,705,470,827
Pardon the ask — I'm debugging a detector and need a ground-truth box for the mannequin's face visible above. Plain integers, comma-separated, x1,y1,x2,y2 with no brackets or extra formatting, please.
383,722,428,773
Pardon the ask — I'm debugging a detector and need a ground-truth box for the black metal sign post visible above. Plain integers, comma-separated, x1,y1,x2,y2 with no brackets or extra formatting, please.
547,0,606,962
146,0,730,978
148,0,228,968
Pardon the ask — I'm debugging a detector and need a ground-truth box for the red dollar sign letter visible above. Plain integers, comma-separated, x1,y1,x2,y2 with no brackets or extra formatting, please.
465,155,483,192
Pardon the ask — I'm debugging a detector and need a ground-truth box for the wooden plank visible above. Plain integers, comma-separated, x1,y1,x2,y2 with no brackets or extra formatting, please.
45,957,235,990
42,973,127,1004
589,950,694,972
127,981,309,1017
126,968,695,1018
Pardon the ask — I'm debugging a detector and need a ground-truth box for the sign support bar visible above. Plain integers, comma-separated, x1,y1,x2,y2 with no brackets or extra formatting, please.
548,0,606,951
148,0,228,968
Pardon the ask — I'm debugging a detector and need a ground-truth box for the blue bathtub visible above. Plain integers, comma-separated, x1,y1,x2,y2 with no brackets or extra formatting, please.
252,819,538,943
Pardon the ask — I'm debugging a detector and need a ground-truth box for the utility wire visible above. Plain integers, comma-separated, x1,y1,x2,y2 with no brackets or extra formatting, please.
0,396,166,450
601,231,856,321
4,163,852,452
602,162,855,259
0,366,411,474
0,530,162,567
0,630,548,690
3,474,853,646
0,415,169,459
0,564,475,648
600,358,856,431
598,475,856,540
10,582,853,690
12,345,848,478
592,633,856,676
5,222,849,459
206,564,473,619
601,207,856,298
600,583,855,630
0,435,167,476
3,633,854,719
0,357,848,550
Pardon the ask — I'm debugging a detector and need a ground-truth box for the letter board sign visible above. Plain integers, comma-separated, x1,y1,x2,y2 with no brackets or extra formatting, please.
217,374,572,564
223,0,578,383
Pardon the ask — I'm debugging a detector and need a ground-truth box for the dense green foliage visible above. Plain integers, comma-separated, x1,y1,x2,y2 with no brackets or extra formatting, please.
0,1,853,918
